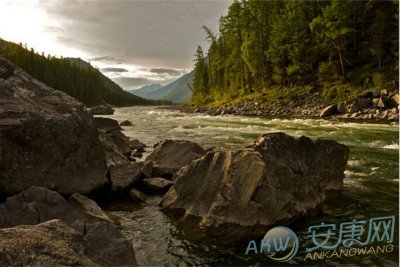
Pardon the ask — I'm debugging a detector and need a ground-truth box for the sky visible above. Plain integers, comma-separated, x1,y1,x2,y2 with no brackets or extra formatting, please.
0,0,231,90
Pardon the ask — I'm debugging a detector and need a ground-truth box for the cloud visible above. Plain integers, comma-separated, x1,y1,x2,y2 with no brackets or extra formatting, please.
88,56,115,62
101,67,128,73
39,0,231,69
149,68,183,76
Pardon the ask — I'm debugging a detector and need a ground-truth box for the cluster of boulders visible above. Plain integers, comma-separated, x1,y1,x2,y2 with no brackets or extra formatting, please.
320,90,399,121
0,57,138,266
95,117,145,166
103,136,207,203
181,90,399,122
0,187,137,266
190,98,324,118
160,132,350,236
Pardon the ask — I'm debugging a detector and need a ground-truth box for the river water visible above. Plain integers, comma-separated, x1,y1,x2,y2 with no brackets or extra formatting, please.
102,106,399,266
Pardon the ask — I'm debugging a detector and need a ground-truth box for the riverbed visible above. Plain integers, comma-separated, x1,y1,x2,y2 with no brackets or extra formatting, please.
102,106,399,266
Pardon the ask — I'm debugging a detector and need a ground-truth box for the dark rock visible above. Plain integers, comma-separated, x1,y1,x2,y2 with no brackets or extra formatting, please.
129,189,147,203
109,131,131,156
133,152,143,158
141,161,153,178
161,132,349,235
0,57,15,79
143,177,173,193
349,101,361,113
0,219,95,266
0,187,137,266
356,97,372,110
377,96,390,108
94,117,122,132
0,187,75,228
84,222,137,266
319,104,337,117
0,57,107,196
120,120,133,127
88,104,115,115
336,103,347,114
68,193,112,224
108,163,141,192
358,91,374,98
145,139,206,177
129,139,146,150
99,131,130,167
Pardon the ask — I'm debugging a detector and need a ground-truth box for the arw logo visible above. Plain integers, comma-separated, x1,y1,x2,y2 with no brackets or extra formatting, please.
245,226,299,262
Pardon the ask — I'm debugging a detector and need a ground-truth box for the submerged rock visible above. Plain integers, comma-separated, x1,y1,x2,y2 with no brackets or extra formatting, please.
94,117,122,132
129,139,146,151
145,139,206,177
0,57,107,196
120,120,133,127
160,132,349,235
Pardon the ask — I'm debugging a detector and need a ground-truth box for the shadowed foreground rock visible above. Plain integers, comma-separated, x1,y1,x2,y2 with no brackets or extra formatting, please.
160,132,349,235
0,220,96,266
0,187,137,266
0,57,106,196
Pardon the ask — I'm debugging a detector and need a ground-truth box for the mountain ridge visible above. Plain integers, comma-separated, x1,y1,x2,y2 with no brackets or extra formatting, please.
129,71,193,103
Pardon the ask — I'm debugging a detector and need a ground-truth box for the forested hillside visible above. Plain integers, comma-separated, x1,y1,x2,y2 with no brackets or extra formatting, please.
192,0,398,106
0,39,154,107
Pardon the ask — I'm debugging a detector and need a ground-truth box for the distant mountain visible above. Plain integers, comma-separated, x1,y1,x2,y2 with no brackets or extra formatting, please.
128,84,163,98
66,57,125,93
0,39,154,106
129,71,194,104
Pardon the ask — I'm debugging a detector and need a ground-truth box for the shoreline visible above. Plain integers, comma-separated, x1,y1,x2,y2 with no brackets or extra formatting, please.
164,101,399,125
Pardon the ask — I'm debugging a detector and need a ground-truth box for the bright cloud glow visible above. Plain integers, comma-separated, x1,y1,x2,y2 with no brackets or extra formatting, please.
0,0,86,58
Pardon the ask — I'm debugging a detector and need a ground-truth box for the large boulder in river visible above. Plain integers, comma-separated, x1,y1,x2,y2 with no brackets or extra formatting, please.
145,139,206,177
0,57,107,196
160,132,349,235
88,104,115,115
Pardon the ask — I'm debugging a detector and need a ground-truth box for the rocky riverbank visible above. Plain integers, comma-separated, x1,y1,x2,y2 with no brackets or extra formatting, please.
0,56,352,266
175,90,399,123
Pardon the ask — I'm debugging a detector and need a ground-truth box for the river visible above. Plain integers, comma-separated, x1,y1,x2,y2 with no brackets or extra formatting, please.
101,106,399,266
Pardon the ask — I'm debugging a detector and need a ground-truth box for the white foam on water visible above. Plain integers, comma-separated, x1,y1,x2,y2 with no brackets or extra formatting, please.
383,143,399,150
344,170,370,177
348,160,362,166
